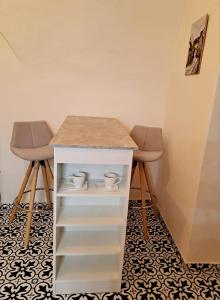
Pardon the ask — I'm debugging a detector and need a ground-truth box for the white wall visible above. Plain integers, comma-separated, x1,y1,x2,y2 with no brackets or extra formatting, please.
157,0,220,262
0,0,183,203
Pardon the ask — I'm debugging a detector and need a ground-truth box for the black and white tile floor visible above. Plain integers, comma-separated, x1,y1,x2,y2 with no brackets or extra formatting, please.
0,202,220,300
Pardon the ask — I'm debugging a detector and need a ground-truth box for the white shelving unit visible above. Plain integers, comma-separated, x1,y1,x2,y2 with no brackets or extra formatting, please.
51,116,137,295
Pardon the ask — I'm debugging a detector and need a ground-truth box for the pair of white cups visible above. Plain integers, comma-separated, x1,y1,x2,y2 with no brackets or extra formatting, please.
68,171,121,190
68,172,87,189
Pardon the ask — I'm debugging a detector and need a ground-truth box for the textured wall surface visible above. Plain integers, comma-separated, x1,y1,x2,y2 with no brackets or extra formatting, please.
0,0,182,204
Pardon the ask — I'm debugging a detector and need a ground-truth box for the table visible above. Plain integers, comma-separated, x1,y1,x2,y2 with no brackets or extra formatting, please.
50,116,137,295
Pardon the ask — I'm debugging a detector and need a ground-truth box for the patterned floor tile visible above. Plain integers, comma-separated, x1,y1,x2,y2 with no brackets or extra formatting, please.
0,202,219,300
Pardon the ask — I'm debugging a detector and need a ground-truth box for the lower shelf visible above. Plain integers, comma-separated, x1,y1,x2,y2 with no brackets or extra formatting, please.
55,255,121,294
55,278,121,294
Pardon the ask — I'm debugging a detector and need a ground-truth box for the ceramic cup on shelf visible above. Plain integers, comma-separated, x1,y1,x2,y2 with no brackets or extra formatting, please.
104,172,121,190
68,171,86,189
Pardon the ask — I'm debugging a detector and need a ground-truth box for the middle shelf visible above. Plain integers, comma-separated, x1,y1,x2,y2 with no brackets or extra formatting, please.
56,205,124,227
56,179,127,197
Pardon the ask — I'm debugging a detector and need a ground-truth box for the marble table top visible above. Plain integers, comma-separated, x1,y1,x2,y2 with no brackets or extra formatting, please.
50,116,138,149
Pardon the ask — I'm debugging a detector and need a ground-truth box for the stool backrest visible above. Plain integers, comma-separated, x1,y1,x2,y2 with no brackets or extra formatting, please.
11,121,53,148
130,125,163,152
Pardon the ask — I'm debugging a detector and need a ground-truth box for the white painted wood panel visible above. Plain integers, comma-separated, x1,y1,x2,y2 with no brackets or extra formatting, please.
56,205,123,226
57,179,127,197
56,255,119,280
56,229,121,255
55,279,120,294
58,196,121,206
53,144,133,294
55,147,133,165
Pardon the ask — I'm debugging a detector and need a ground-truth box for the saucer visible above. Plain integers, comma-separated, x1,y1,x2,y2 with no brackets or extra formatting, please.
63,180,88,191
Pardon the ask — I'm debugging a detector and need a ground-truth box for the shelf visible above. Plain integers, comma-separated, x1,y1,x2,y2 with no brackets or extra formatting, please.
56,230,121,255
55,255,120,294
57,179,127,197
56,205,123,227
53,143,133,294
56,255,119,280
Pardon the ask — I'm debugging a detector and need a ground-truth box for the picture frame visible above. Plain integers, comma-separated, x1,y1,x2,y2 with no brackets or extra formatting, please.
185,14,209,76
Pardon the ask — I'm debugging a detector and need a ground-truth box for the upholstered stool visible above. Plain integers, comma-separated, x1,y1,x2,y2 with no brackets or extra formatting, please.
130,125,164,239
9,121,54,247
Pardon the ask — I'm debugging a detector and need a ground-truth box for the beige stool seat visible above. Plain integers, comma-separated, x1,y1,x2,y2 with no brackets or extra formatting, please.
130,125,164,240
11,145,53,161
9,120,54,248
133,150,163,162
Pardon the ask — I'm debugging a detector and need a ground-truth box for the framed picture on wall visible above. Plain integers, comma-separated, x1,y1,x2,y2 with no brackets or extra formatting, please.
185,14,209,76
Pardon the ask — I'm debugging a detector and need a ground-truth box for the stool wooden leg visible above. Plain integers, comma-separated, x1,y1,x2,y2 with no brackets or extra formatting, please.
41,161,52,209
130,161,137,185
45,160,54,187
143,162,158,219
24,161,39,248
9,161,33,223
138,162,148,240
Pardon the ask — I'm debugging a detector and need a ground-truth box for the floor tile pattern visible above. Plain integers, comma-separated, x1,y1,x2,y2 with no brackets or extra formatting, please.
0,203,220,300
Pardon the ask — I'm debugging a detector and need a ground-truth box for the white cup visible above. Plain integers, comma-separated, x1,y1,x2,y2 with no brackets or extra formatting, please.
104,172,121,190
68,172,86,189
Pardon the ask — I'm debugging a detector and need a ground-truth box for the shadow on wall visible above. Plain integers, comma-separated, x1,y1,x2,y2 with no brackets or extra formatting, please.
155,137,170,207
187,72,220,263
155,138,190,261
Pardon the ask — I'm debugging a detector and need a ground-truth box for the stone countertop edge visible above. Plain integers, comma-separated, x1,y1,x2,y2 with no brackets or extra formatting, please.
51,144,137,150
50,115,138,150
